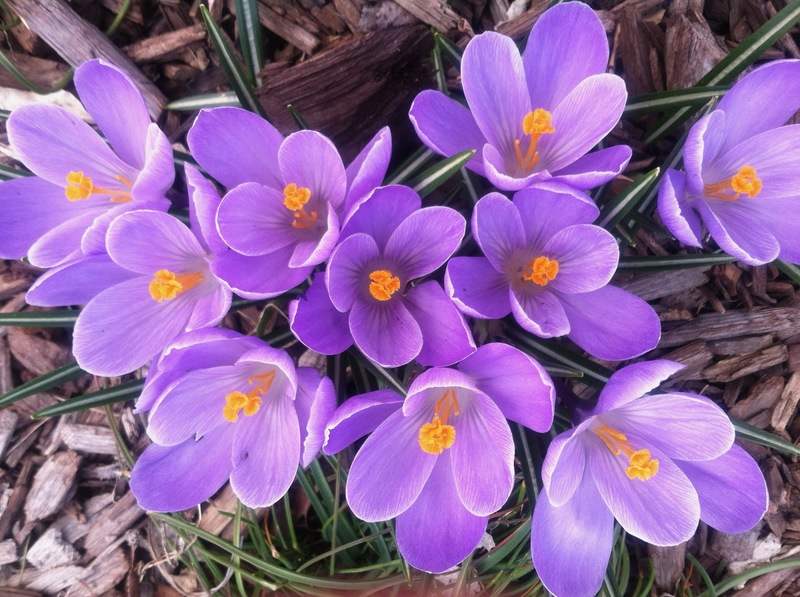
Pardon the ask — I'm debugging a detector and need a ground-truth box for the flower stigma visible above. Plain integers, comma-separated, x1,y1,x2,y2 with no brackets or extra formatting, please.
283,183,319,229
64,170,133,203
148,269,204,302
593,424,659,481
223,370,276,422
704,165,762,201
418,389,460,455
514,109,555,172
522,256,559,286
368,270,401,301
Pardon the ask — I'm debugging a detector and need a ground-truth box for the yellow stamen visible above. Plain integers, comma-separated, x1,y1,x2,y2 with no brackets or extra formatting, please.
222,370,275,423
704,165,762,201
368,270,401,301
593,424,659,481
64,171,133,203
418,389,460,455
148,269,204,302
513,109,555,173
283,183,319,229
521,256,559,286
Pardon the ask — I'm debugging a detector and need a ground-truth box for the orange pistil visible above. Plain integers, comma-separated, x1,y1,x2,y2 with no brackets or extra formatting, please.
418,389,460,455
222,370,276,422
521,256,559,286
513,109,555,173
704,165,762,201
593,424,659,481
148,269,204,302
283,183,319,229
64,171,133,203
368,270,401,301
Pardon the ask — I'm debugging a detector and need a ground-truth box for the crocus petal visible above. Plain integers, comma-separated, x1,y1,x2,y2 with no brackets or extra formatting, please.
236,345,298,396
409,90,486,175
384,206,466,280
131,124,175,202
344,126,392,212
683,111,726,194
450,391,515,516
482,144,545,191
510,288,570,337
551,145,632,190
185,163,226,254
216,182,296,256
445,256,511,319
461,32,531,154
349,298,423,368
540,425,592,506
542,224,619,294
472,192,525,271
523,1,610,110
396,456,488,573
538,74,627,173
130,425,234,512
594,360,685,414
405,281,476,367
677,444,767,534
212,246,312,300
326,233,380,312
715,60,800,150
695,201,780,266
558,285,661,361
752,196,800,264
404,367,480,415
73,277,195,376
231,392,302,508
589,435,700,545
457,342,555,433
288,206,340,268
74,60,150,169
346,407,437,522
656,168,703,248
187,107,283,189
323,389,403,454
26,254,136,307
187,282,231,330
295,368,336,468
28,210,99,268
513,182,600,248
531,475,614,597
279,130,347,209
340,185,421,250
289,272,353,355
80,199,167,257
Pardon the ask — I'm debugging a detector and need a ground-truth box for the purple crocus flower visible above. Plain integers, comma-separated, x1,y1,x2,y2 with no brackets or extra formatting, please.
410,2,630,192
532,360,768,597
289,185,475,368
325,343,555,572
0,59,173,268
658,60,800,265
446,185,660,360
186,107,391,297
130,333,335,511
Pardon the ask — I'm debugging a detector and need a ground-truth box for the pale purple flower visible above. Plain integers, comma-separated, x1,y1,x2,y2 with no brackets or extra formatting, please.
410,2,630,192
446,185,660,360
0,59,173,267
130,332,335,511
658,60,800,265
532,360,768,597
289,185,475,368
186,107,391,297
326,343,554,572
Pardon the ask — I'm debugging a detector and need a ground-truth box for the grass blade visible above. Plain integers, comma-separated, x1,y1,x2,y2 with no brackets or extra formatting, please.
32,379,144,418
387,147,434,184
624,86,728,115
0,309,78,327
618,254,735,270
776,260,800,287
733,419,800,457
166,91,240,111
235,0,263,82
703,556,800,596
597,167,660,231
0,361,85,409
411,149,476,197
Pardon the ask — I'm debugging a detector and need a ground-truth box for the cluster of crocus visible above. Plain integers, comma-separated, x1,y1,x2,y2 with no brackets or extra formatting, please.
0,0,774,590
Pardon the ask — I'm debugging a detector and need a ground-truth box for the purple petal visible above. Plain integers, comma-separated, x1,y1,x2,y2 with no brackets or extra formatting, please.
131,124,175,201
696,201,779,266
657,168,703,248
542,224,619,294
326,233,380,312
185,163,226,254
684,111,726,194
295,368,336,467
289,272,353,355
513,182,600,249
187,107,283,189
288,206,340,268
405,281,476,367
594,360,685,414
752,196,800,264
187,283,232,330
559,285,661,361
396,456,487,573
472,192,525,271
212,246,311,300
404,367,479,415
510,288,570,337
552,145,632,190
523,2,610,110
482,144,544,191
340,184,421,250
445,256,511,319
28,210,99,268
457,342,555,433
541,425,591,506
677,444,767,534
344,126,392,212
349,298,423,368
409,90,486,175
80,199,168,257
279,130,347,209
130,426,234,512
323,389,403,455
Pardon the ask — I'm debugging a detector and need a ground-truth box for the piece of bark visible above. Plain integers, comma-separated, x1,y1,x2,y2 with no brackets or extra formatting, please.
664,7,726,89
0,458,32,540
709,334,775,356
391,0,470,33
257,2,320,54
82,492,143,559
788,343,800,372
333,0,363,31
660,340,714,380
771,371,800,433
0,411,18,462
730,375,785,420
0,54,70,91
59,423,118,456
648,543,685,591
6,330,69,377
198,484,237,536
0,539,17,566
66,547,128,596
101,0,144,25
5,0,165,117
620,267,709,301
26,527,80,569
123,24,206,63
19,563,86,593
24,451,81,524
495,0,549,38
660,307,800,348
702,345,788,383
733,567,800,597
709,527,760,562
0,272,31,302
618,8,657,94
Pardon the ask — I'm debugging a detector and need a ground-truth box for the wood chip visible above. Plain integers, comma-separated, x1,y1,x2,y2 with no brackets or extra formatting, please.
620,267,709,301
6,330,69,377
82,492,143,559
709,334,775,356
65,547,128,596
20,563,86,593
729,375,785,420
391,0,470,33
0,539,17,566
660,307,800,348
124,24,206,63
59,423,118,456
660,340,714,380
257,3,320,54
702,345,788,383
771,371,800,433
26,527,79,569
648,543,685,590
24,451,81,524
0,411,18,461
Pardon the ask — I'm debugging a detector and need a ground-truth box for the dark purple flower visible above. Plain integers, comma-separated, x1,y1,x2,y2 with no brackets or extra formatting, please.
0,59,173,268
446,185,660,360
289,185,475,368
186,107,391,297
658,60,800,265
130,333,335,511
325,343,554,572
410,2,630,192
532,360,767,597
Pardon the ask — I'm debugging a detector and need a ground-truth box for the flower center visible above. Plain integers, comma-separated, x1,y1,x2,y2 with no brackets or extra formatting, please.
283,183,319,229
368,269,401,301
513,109,555,173
222,371,276,423
593,424,659,481
64,170,133,203
148,269,204,302
521,256,559,286
703,165,762,201
418,389,460,455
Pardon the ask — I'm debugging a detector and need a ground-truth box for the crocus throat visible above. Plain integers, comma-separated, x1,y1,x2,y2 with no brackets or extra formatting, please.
283,183,318,229
64,170,133,203
148,269,204,302
368,270,401,301
514,109,555,173
593,424,659,481
418,389,460,455
522,256,559,286
222,370,276,423
704,165,762,201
